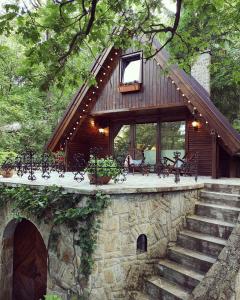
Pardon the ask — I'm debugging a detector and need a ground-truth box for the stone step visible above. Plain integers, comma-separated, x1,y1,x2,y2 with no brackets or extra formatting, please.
195,202,240,223
129,291,151,300
204,183,240,195
186,215,234,239
144,276,191,300
177,230,227,257
200,190,240,207
168,245,216,273
156,259,204,290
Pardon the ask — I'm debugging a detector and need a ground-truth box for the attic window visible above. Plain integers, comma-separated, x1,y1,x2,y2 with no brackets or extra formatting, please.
118,52,142,93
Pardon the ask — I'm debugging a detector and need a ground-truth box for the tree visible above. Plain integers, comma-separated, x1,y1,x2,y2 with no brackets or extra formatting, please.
167,0,240,131
0,0,183,89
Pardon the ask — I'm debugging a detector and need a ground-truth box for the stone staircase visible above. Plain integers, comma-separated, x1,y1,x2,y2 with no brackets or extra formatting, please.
129,183,240,300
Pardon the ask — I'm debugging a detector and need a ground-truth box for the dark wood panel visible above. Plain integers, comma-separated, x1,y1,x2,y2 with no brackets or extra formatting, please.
67,117,110,169
187,120,212,176
92,51,184,114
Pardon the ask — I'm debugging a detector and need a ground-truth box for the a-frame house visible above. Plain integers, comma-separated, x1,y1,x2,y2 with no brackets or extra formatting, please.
46,40,240,178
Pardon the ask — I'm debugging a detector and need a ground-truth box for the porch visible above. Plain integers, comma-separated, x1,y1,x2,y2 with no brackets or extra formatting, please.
0,172,239,194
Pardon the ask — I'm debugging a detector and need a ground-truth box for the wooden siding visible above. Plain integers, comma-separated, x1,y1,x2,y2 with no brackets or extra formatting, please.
92,58,184,113
66,117,109,168
187,120,212,176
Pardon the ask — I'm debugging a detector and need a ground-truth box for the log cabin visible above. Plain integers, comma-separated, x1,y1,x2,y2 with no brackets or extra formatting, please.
46,40,240,178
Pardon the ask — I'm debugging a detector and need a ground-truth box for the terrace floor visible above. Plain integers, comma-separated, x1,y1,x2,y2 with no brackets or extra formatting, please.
0,172,239,194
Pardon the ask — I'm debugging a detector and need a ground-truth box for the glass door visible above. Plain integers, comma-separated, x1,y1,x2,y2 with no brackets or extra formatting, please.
114,125,131,159
160,121,186,159
135,123,157,164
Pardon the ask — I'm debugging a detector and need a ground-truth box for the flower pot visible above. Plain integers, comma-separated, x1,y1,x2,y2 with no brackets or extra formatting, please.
88,174,112,185
118,82,141,93
1,168,14,178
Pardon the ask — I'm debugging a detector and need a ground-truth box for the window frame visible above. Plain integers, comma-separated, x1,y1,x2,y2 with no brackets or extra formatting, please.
119,51,143,84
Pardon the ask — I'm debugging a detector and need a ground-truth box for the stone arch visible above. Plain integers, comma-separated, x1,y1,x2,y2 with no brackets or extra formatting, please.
136,234,147,253
0,218,48,300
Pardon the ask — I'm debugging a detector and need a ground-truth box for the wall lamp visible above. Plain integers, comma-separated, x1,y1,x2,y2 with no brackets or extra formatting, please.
98,128,106,135
192,119,201,131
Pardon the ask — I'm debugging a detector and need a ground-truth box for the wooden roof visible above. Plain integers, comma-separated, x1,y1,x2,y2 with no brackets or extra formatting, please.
46,41,240,156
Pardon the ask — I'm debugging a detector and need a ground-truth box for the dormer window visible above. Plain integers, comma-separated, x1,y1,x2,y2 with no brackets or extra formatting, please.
118,52,142,93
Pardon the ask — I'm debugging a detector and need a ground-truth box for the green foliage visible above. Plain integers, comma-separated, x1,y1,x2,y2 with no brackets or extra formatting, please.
85,156,122,180
44,295,62,300
0,0,239,153
168,1,240,131
0,151,17,164
0,184,110,282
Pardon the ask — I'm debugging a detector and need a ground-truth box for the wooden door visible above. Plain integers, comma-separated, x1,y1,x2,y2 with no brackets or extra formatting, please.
12,219,47,300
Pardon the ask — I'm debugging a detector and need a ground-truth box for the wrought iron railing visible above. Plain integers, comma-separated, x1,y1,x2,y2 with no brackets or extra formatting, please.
0,148,198,184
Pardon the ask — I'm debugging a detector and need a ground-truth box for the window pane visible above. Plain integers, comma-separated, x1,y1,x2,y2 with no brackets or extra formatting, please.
161,122,185,159
136,123,157,164
122,60,141,83
114,125,130,159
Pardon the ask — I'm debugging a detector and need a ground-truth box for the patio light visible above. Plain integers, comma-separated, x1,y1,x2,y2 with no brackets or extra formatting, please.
192,119,200,131
99,128,105,135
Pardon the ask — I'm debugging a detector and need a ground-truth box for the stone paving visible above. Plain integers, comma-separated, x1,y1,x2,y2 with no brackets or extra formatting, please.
0,172,239,194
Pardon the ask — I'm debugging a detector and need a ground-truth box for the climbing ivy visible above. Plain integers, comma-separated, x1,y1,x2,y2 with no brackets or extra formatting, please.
0,184,110,296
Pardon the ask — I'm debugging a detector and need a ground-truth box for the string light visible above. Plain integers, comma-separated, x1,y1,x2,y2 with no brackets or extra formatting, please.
103,72,106,75
73,127,76,130
100,79,103,82
218,135,221,138
92,91,96,94
83,109,85,112
110,58,113,61
70,133,72,135
76,121,79,125
115,52,118,55
96,86,99,89
172,80,175,84
89,98,92,101
80,116,82,118
200,114,202,117
177,87,180,90
107,65,110,69
67,137,70,140
86,104,88,107
206,121,208,124
182,94,185,97
188,100,191,103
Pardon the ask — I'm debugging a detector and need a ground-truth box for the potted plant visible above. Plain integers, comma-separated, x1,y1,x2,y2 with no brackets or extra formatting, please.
118,80,141,93
85,156,122,185
0,151,17,178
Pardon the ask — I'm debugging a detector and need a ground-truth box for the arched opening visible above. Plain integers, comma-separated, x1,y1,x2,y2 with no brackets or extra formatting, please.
137,234,147,253
1,219,47,300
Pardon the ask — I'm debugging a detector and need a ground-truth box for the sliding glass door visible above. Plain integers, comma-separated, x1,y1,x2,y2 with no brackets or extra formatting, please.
135,123,157,164
160,121,186,159
113,121,186,164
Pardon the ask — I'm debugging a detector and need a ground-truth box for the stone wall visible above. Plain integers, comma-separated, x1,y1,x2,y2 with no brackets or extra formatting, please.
191,214,240,300
90,189,199,300
0,188,199,300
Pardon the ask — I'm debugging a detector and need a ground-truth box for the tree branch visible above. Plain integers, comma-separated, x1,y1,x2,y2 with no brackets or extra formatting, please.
143,0,182,60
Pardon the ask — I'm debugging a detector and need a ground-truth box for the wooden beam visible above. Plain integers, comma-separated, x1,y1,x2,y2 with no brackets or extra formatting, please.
211,132,219,178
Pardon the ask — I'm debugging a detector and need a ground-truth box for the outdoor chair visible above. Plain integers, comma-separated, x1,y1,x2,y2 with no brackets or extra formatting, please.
125,149,149,175
155,157,170,178
163,151,198,180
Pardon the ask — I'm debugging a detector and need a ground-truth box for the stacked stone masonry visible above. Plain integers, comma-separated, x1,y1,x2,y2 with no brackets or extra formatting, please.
0,188,199,300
